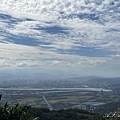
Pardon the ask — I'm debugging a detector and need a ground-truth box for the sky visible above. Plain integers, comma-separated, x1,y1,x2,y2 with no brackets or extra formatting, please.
0,0,120,79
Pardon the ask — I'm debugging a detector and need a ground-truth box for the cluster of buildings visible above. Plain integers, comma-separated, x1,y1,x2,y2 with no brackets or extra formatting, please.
104,111,120,118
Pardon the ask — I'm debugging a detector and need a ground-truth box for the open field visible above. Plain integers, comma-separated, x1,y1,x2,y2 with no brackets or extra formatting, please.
0,87,113,111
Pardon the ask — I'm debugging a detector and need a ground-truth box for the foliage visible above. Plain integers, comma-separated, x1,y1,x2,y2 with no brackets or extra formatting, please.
0,103,38,120
29,108,103,120
95,100,120,114
1,103,118,120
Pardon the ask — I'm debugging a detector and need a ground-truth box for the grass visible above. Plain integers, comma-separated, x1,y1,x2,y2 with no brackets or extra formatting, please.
1,89,113,110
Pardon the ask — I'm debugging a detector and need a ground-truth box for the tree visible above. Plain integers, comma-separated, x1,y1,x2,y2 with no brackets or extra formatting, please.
0,103,38,120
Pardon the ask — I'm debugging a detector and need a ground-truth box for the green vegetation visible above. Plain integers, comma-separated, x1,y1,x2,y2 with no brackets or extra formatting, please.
0,103,37,120
0,103,103,120
1,103,120,120
2,90,103,109
29,107,104,120
95,100,120,114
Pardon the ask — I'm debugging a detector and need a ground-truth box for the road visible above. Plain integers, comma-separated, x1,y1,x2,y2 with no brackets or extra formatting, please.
41,95,53,111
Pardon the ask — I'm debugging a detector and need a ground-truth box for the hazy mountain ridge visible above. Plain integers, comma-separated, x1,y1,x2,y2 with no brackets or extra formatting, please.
86,77,120,84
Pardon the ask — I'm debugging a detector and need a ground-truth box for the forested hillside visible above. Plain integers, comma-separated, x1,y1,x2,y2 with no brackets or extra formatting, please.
0,103,107,120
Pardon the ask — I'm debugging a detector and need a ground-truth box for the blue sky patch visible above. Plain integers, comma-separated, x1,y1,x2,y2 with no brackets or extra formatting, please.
34,26,69,34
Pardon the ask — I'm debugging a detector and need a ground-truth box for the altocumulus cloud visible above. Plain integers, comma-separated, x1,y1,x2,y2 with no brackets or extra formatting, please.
0,0,120,77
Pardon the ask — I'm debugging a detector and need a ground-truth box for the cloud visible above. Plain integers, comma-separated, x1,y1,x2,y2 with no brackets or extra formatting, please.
1,0,120,20
0,0,120,77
